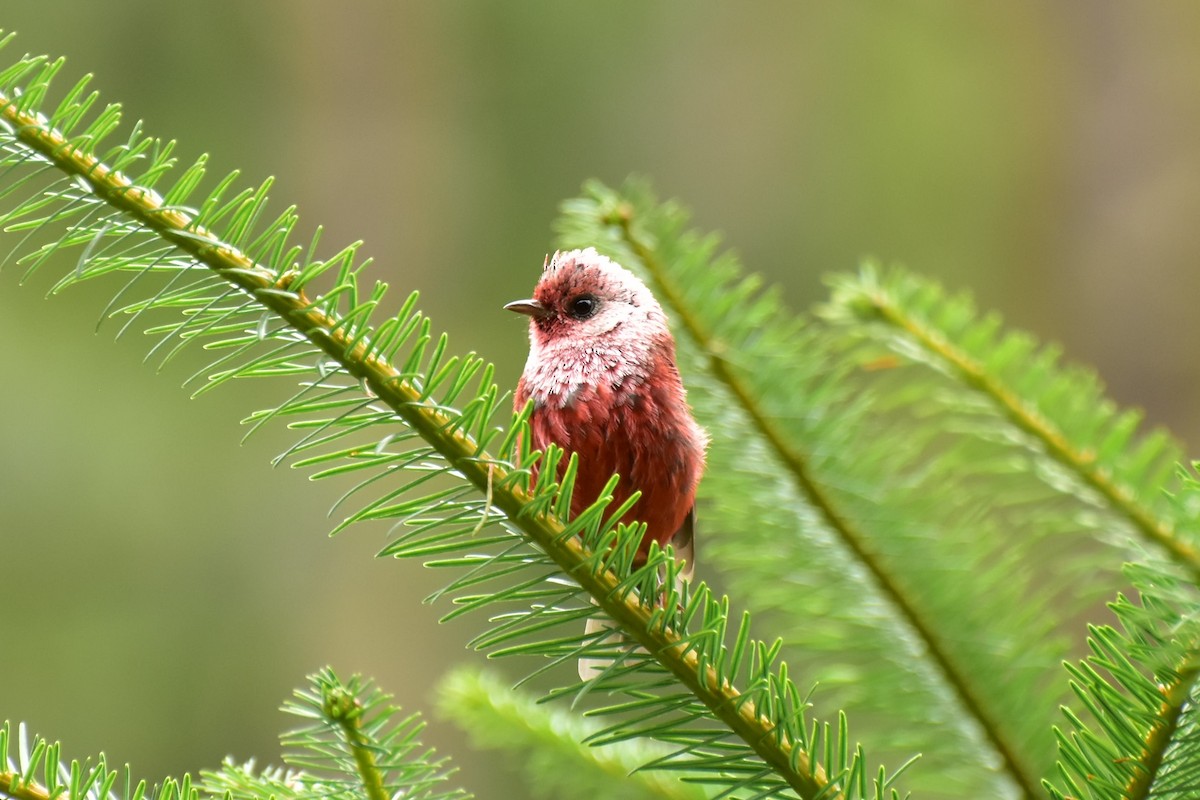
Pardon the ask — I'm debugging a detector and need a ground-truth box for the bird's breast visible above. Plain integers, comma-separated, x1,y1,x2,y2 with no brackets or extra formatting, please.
521,367,703,549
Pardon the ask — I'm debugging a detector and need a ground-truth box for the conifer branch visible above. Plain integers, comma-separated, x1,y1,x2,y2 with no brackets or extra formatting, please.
1048,564,1200,800
1122,656,1200,800
438,668,706,800
322,686,392,800
6,37,1200,800
0,774,51,800
850,280,1200,583
607,205,1044,800
0,74,850,800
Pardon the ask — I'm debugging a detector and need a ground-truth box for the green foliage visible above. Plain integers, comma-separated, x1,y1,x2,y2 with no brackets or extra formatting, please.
437,667,707,800
555,180,1200,798
1,720,194,800
0,670,462,800
1047,559,1200,800
822,264,1194,576
3,32,1200,800
0,34,899,800
556,182,1079,796
204,669,465,800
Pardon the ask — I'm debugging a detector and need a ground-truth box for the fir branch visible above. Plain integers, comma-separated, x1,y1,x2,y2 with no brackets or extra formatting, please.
1048,562,1200,800
826,267,1199,582
0,69,797,795
0,774,52,800
1121,654,1199,800
0,43,901,800
321,686,392,800
0,721,190,800
437,667,706,800
2,673,468,800
559,182,1101,798
593,194,1042,799
270,669,465,800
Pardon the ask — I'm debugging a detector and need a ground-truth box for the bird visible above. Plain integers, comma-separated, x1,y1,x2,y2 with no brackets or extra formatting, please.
505,247,707,678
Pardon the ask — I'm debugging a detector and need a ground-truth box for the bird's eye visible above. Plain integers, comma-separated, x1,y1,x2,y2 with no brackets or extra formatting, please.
566,295,598,320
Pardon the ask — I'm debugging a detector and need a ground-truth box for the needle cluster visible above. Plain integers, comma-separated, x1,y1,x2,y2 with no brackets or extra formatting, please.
3,32,1200,800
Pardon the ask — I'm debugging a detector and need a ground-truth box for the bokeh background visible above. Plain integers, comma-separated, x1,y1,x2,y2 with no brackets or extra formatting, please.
2,2,1200,797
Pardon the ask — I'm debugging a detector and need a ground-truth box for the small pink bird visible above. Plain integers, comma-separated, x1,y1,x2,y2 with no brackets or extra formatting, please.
505,247,707,592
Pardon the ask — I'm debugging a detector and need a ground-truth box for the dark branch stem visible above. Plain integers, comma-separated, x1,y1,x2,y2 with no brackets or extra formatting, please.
866,291,1200,585
610,208,1042,800
0,90,837,800
322,687,390,800
1123,656,1200,800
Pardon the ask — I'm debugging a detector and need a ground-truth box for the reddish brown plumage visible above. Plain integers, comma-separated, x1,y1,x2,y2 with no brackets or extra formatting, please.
507,248,706,564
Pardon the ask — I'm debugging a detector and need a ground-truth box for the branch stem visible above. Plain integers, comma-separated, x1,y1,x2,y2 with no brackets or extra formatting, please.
322,687,390,800
863,291,1200,584
0,775,50,800
0,89,836,800
610,209,1042,800
1122,655,1200,800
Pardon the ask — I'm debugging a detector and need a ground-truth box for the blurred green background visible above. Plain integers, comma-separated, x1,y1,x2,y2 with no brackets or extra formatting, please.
2,2,1200,796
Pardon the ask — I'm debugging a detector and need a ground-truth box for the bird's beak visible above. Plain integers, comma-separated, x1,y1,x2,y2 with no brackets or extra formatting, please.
504,298,551,319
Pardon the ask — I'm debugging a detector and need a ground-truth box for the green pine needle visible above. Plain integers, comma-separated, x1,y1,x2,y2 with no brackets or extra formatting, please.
0,35,900,800
824,264,1196,578
203,668,467,800
6,29,1200,800
437,667,708,800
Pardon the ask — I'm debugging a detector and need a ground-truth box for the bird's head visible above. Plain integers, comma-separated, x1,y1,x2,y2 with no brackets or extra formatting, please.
504,248,669,352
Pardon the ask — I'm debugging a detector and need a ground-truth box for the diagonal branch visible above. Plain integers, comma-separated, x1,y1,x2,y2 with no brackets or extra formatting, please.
1122,655,1200,800
861,286,1200,585
0,774,51,800
608,205,1044,800
0,88,841,800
